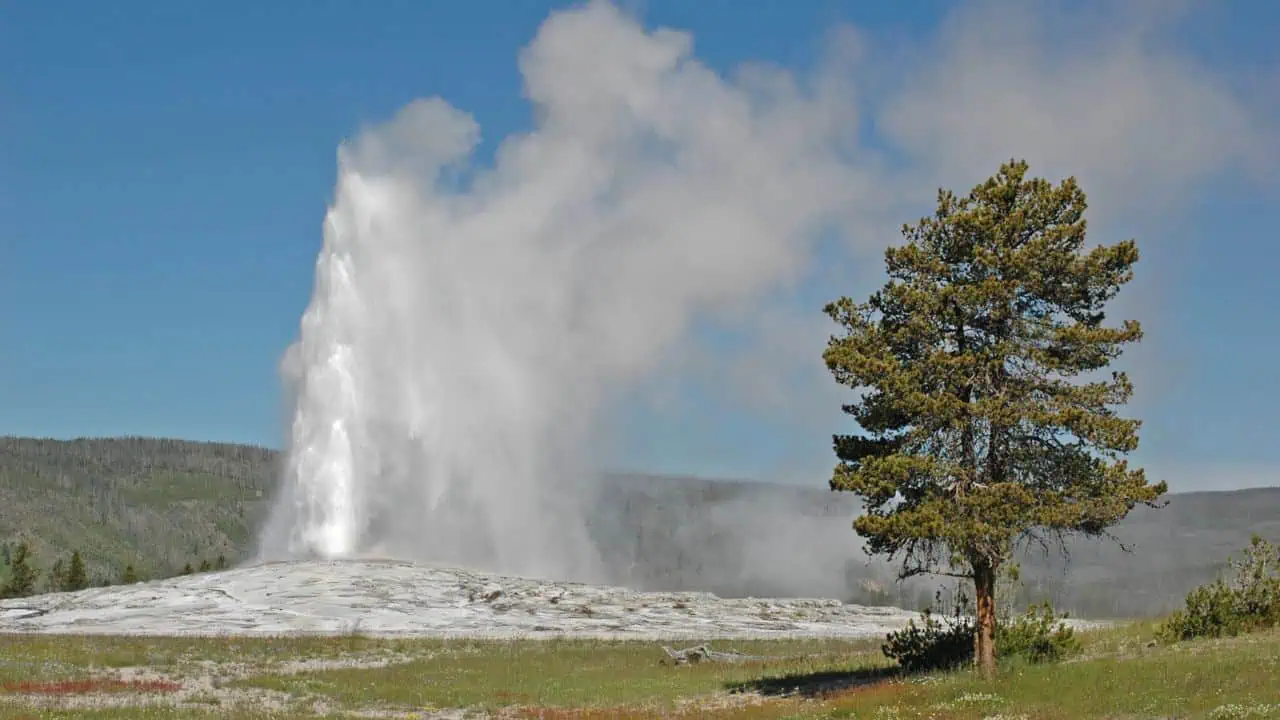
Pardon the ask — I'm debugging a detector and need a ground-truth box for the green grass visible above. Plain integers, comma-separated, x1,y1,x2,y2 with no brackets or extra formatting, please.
0,634,428,686
811,629,1280,719
0,709,285,720
0,625,1276,718
233,637,887,712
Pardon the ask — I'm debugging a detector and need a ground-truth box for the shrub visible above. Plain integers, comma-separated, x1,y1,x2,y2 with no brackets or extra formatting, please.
883,590,1079,672
1158,536,1280,642
1232,537,1280,622
997,601,1081,663
883,606,976,673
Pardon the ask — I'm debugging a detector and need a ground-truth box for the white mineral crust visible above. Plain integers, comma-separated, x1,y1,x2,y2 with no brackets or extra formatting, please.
0,559,930,639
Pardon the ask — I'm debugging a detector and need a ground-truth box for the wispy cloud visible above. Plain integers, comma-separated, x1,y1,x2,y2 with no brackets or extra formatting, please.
662,0,1278,486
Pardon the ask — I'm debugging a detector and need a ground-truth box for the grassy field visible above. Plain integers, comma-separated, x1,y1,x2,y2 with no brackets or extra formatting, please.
0,623,1275,718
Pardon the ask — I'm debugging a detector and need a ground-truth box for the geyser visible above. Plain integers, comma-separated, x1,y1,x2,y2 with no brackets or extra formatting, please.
257,0,863,581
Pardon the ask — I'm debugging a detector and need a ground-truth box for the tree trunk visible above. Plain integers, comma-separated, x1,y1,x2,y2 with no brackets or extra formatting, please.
973,561,998,679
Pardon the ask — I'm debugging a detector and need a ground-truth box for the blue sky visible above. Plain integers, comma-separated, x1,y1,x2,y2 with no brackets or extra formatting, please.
3,0,1277,492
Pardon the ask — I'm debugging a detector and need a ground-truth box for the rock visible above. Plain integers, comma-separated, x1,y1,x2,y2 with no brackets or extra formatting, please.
660,644,783,665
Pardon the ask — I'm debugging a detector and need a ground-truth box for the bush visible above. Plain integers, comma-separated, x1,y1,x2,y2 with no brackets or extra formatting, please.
1158,536,1280,643
883,606,977,672
997,601,1081,663
883,590,1079,673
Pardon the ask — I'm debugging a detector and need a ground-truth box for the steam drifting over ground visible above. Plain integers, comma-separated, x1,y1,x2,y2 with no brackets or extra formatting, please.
257,0,864,581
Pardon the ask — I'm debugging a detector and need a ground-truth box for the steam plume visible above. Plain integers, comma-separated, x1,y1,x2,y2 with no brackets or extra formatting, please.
257,1,860,580
257,0,1270,594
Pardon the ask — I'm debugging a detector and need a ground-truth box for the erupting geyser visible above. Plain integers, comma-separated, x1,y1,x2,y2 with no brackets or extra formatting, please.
256,0,862,580
278,175,372,559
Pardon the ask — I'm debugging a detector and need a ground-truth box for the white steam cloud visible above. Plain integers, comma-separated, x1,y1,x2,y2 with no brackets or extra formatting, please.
257,0,862,580
257,0,1275,592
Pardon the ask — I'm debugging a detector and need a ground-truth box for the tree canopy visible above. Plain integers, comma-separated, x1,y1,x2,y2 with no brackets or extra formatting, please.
824,160,1166,676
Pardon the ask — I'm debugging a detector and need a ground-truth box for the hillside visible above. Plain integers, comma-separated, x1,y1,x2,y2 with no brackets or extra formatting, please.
0,436,275,583
1,436,1277,617
587,471,1280,618
1016,485,1280,617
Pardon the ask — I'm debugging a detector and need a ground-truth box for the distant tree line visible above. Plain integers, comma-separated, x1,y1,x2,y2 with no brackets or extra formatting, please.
0,536,230,599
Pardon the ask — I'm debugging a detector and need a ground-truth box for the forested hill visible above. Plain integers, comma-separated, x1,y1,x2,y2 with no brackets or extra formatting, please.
0,436,275,582
1,436,1277,618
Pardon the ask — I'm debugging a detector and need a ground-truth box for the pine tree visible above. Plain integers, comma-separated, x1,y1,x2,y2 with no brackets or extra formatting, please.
824,160,1167,678
0,540,39,599
65,551,88,592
